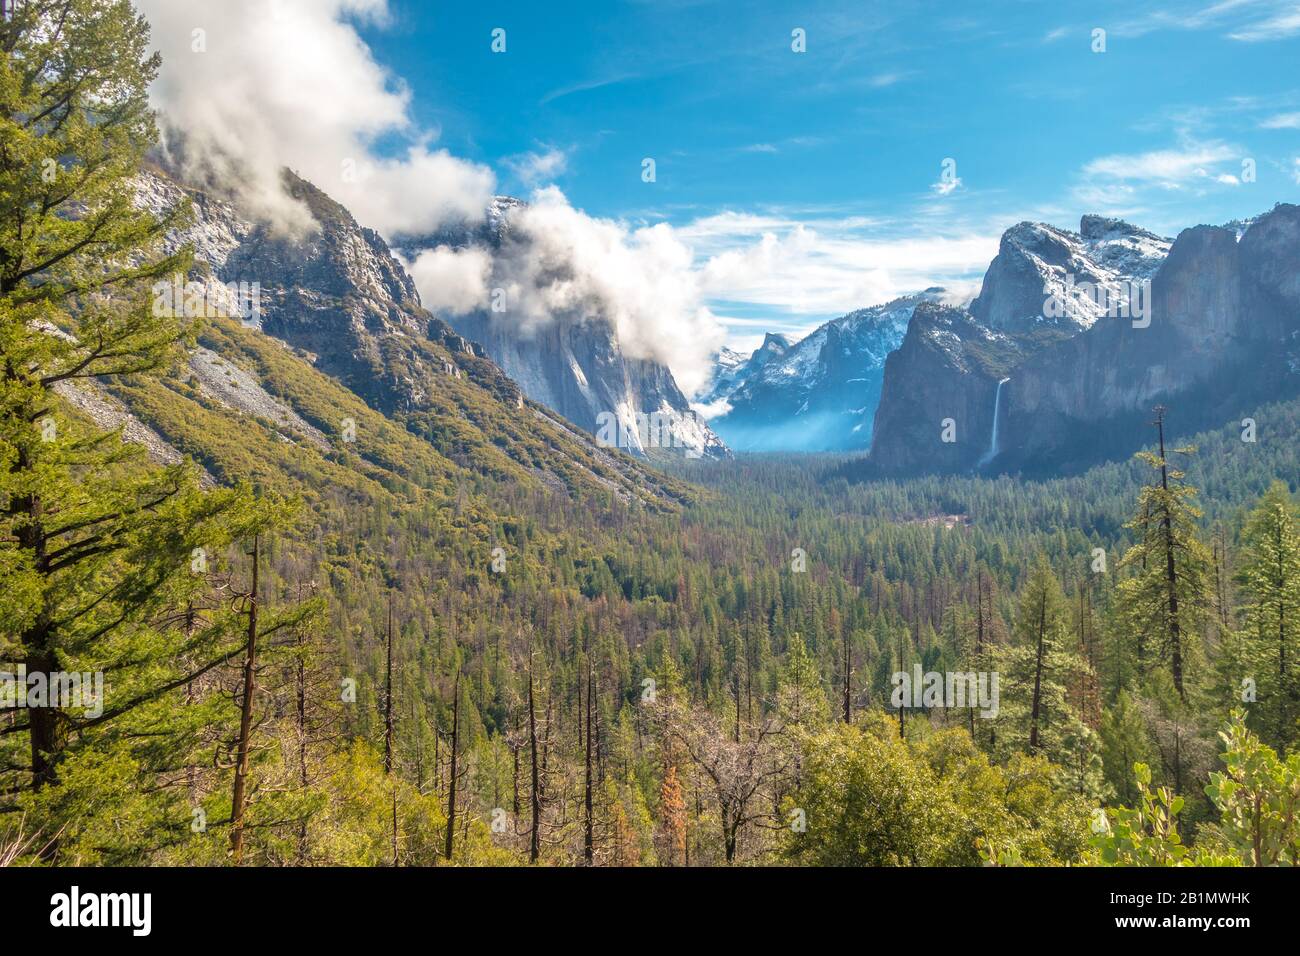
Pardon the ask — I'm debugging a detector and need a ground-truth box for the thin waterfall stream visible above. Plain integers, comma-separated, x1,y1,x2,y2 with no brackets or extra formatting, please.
978,377,1010,467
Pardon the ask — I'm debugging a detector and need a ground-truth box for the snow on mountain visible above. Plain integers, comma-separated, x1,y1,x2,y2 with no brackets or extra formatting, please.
709,290,944,451
868,204,1300,478
396,197,730,460
697,333,792,408
971,217,1171,334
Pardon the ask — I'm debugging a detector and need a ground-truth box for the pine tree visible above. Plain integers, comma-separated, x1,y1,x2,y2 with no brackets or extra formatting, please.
995,557,1100,790
1235,482,1300,750
1114,409,1210,700
1099,690,1149,805
0,0,285,860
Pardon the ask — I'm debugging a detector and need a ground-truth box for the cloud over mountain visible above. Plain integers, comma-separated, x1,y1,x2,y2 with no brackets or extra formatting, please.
136,0,495,237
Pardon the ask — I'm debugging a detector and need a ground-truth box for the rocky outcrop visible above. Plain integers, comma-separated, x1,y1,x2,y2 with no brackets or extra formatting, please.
137,166,532,417
970,217,1170,334
401,197,729,460
868,205,1300,477
118,166,710,508
867,304,1026,475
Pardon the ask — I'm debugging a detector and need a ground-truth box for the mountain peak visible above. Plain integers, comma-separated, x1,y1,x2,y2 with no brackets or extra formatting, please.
1080,214,1146,242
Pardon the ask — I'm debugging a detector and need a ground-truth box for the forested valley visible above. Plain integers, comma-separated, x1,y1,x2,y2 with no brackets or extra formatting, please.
4,0,1300,869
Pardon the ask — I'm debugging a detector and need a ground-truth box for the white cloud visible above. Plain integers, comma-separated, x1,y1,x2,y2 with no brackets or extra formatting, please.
1229,6,1300,40
137,0,495,237
1261,112,1300,128
868,72,906,88
504,147,569,187
404,246,492,315
691,397,733,420
1081,141,1240,189
679,212,998,318
426,189,726,396
1293,158,1300,184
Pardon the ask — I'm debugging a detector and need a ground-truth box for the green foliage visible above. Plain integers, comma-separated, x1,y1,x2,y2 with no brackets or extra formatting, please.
1234,483,1300,748
1091,762,1201,865
1201,710,1300,866
1100,690,1150,805
4,3,1300,867
993,557,1101,793
1093,712,1299,866
787,716,1090,866
1113,442,1211,698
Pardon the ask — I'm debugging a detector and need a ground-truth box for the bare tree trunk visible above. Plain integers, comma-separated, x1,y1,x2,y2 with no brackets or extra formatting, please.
385,595,398,866
1154,408,1185,700
897,627,906,740
1029,591,1046,753
296,611,309,864
384,595,394,773
584,653,594,864
528,641,541,864
842,626,851,724
230,536,260,866
511,713,520,819
444,668,460,861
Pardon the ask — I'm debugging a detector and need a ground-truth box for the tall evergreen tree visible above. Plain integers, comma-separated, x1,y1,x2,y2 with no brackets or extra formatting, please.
1235,481,1300,750
995,557,1100,793
1114,409,1210,699
0,0,288,861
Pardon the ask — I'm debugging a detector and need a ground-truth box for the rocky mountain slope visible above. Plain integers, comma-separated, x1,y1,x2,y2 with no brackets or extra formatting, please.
115,165,694,509
395,199,729,461
867,206,1300,477
970,216,1170,334
709,292,943,451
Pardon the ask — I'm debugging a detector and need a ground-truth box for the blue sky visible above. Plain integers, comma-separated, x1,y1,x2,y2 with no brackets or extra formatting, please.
141,0,1300,365
351,0,1300,351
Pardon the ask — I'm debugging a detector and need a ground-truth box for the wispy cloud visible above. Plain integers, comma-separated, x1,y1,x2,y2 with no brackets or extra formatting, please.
539,72,642,105
867,71,909,88
1110,0,1299,39
1229,3,1300,39
1261,111,1300,128
504,146,570,187
1081,141,1240,189
930,173,963,196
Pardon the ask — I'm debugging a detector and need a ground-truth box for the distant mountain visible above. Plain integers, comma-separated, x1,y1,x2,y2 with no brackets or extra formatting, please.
395,198,729,461
866,206,1300,477
708,291,945,451
697,333,792,409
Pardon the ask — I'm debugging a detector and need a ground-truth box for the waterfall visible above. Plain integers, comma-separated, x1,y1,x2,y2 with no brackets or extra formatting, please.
978,377,1010,467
